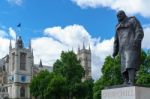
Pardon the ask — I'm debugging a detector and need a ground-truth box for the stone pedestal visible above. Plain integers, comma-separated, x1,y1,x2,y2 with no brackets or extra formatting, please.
102,86,150,99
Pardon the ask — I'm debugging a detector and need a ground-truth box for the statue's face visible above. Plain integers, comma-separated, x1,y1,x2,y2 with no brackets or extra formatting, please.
117,11,126,22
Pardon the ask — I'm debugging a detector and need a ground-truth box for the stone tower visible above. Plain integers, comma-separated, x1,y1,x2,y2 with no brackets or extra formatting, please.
7,36,33,99
77,43,91,80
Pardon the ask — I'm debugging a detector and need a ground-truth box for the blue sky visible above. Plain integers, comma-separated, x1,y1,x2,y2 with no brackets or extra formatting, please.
0,0,150,80
1,0,116,40
0,0,150,43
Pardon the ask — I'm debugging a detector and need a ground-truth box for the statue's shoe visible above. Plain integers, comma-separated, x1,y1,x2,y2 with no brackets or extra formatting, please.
128,80,134,86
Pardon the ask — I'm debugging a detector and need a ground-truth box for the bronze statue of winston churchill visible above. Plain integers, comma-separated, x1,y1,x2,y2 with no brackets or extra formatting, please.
113,10,144,85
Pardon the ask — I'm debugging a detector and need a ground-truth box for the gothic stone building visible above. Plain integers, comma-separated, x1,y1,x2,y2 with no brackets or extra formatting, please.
0,36,52,99
77,43,92,80
0,36,91,99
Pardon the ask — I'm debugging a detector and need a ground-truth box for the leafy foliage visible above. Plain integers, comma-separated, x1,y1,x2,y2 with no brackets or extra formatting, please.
93,55,123,99
54,51,85,83
30,49,150,99
30,51,93,99
53,51,89,99
44,75,67,99
93,50,150,99
30,70,51,98
136,50,150,86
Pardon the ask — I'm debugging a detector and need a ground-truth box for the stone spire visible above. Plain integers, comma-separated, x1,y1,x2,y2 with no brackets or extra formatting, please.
39,59,43,68
89,44,91,51
78,45,80,52
83,42,85,49
9,39,12,51
30,49,34,66
31,49,34,59
31,49,33,57
29,39,31,50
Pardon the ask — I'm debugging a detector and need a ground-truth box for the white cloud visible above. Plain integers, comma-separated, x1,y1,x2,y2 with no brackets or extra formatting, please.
142,27,150,49
0,30,8,37
33,24,93,66
9,27,16,39
32,24,150,80
0,38,9,58
0,28,15,59
72,0,150,17
0,40,8,59
92,38,114,79
72,0,114,8
0,24,150,80
32,37,68,66
44,25,91,47
7,0,24,6
33,24,113,80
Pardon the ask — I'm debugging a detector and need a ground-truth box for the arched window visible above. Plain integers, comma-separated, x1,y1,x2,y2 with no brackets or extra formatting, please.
20,52,26,70
12,52,15,71
20,86,25,97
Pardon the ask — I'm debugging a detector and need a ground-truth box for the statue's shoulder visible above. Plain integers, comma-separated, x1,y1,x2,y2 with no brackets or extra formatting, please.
115,23,120,30
129,16,136,19
129,16,138,22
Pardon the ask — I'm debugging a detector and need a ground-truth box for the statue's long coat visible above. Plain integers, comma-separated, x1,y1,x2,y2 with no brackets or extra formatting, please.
113,16,144,73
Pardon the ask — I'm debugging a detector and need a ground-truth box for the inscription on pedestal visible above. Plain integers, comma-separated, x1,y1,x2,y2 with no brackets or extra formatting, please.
102,87,135,99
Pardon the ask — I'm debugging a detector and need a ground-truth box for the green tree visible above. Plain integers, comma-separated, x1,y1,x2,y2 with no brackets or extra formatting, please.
93,55,123,99
93,77,104,99
93,50,150,99
84,79,94,99
44,75,67,99
136,50,150,86
30,70,51,99
53,51,85,99
101,55,123,85
30,51,87,99
72,82,88,99
53,59,63,75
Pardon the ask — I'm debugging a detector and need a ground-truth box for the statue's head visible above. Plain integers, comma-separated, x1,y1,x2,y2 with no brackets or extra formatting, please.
117,10,127,22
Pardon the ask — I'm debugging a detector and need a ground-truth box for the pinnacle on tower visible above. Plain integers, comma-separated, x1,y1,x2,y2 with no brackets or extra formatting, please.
89,44,91,51
29,39,32,50
9,39,12,51
83,42,85,49
78,45,80,52
31,49,34,58
39,59,43,68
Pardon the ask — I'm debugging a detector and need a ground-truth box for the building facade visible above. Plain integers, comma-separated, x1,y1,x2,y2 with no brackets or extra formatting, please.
77,43,92,80
0,37,91,98
0,36,52,99
7,36,32,99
